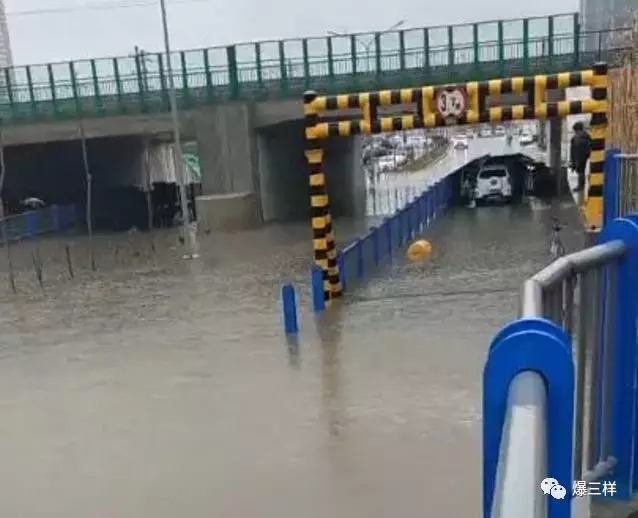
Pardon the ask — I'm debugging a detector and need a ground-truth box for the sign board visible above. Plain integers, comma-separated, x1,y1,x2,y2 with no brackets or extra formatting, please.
434,87,467,122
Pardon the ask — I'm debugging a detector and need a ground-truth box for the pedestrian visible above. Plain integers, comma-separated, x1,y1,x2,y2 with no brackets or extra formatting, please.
569,121,592,204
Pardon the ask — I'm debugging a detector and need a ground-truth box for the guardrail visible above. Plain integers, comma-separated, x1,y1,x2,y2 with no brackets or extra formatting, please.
309,171,457,312
0,13,635,122
0,204,77,243
483,214,638,518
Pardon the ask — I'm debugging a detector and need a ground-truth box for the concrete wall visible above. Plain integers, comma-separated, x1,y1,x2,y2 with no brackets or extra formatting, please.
194,104,259,196
1,99,302,148
258,119,364,223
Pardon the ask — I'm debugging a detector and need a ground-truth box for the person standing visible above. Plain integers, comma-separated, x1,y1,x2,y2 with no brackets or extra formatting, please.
570,121,592,204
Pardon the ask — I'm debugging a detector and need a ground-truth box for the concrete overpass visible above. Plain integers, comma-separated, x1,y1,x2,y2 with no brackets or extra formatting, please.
0,12,625,228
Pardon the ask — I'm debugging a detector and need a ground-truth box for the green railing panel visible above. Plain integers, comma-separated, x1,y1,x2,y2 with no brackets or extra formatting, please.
0,13,631,124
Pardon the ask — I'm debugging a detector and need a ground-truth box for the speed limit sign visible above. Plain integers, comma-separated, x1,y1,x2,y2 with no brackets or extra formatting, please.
435,87,467,120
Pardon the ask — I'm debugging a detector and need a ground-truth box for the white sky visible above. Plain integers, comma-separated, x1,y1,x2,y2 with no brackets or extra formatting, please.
6,0,579,65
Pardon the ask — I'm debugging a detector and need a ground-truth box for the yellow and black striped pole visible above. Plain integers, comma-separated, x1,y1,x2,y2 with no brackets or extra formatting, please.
302,65,609,279
585,62,608,231
303,90,341,303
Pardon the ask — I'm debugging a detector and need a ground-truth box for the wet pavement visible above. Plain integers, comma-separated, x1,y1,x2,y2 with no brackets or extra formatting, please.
0,136,586,517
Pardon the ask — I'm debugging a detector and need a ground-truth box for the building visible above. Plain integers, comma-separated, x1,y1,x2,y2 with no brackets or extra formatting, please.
0,0,11,70
581,0,636,32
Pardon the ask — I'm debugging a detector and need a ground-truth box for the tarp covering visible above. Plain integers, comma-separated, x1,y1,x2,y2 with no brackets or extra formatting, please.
145,141,201,185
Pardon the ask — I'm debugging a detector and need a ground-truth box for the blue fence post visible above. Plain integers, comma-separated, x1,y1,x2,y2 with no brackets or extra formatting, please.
337,250,347,292
25,211,36,236
384,217,392,260
371,227,380,265
597,216,638,498
397,211,404,247
356,239,364,279
406,206,412,239
51,204,60,232
603,148,621,225
483,318,573,518
281,283,299,335
310,265,325,313
428,188,435,221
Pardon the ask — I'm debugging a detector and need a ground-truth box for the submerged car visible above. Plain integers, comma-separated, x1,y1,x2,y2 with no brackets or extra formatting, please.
474,164,512,204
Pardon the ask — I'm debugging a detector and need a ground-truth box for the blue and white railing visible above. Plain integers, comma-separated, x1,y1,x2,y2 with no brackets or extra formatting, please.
484,205,638,518
309,174,454,311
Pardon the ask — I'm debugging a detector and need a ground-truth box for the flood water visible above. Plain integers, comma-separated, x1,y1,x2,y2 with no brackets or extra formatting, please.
0,137,585,517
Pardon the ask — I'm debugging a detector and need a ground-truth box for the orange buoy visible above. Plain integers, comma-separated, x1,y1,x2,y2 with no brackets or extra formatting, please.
406,239,433,263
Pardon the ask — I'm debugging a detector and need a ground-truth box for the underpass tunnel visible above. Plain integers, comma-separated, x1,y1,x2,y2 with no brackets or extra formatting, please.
258,119,366,223
1,136,194,231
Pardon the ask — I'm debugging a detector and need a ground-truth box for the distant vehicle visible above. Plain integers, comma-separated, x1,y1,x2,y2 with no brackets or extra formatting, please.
453,137,469,150
519,132,535,145
478,127,492,138
474,164,512,204
21,197,45,210
494,126,506,136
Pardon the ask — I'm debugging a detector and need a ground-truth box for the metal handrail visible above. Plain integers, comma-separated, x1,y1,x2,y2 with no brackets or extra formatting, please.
491,238,627,518
492,371,547,518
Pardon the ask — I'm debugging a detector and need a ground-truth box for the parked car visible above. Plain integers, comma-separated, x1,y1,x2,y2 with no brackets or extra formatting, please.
519,132,535,145
453,137,469,150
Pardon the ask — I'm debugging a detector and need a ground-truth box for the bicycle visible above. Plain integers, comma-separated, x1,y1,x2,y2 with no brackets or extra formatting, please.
549,218,566,259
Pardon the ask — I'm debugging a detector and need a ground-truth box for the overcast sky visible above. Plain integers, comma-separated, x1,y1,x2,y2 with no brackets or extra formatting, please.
6,0,579,65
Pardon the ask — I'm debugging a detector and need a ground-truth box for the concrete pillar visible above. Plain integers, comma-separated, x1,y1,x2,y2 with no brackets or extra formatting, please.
547,89,565,195
537,120,547,150
193,103,262,231
258,119,365,223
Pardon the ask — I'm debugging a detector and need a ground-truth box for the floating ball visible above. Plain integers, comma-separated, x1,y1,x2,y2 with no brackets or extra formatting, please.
406,239,433,263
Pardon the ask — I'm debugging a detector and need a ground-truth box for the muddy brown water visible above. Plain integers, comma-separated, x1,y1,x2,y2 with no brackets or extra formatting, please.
0,138,589,517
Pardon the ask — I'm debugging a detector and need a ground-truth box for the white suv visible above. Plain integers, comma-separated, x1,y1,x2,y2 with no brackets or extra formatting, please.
474,165,512,204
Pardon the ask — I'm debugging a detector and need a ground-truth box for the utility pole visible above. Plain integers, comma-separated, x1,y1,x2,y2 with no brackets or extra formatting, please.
158,0,198,258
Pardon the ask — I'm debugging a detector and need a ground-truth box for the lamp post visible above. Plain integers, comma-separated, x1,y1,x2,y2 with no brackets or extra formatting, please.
159,0,198,258
328,20,404,74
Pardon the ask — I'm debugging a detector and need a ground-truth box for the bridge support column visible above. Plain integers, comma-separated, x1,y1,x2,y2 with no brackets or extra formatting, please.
546,89,564,195
194,104,262,231
258,119,365,223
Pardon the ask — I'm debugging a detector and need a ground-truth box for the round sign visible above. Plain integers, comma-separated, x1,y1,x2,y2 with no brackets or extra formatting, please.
435,87,467,119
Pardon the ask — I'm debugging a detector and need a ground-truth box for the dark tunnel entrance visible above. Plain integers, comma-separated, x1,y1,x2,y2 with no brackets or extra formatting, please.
1,135,200,232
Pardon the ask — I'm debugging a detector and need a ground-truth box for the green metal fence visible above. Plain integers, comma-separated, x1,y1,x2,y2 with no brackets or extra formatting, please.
0,13,632,124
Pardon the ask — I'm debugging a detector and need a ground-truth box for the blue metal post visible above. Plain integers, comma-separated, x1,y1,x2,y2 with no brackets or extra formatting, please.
51,204,60,232
384,218,392,261
371,227,380,265
483,318,573,518
25,211,36,236
599,216,638,498
603,148,620,224
281,283,299,334
310,265,325,312
356,239,364,279
406,206,412,239
337,251,347,292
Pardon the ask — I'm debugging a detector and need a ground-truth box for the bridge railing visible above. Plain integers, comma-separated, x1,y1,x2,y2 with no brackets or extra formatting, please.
0,14,633,122
484,215,638,517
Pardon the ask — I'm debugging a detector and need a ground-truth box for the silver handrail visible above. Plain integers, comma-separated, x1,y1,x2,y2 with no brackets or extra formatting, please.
492,371,548,518
492,239,627,518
